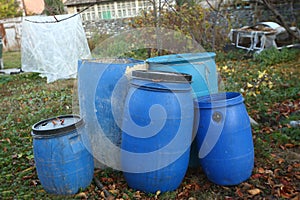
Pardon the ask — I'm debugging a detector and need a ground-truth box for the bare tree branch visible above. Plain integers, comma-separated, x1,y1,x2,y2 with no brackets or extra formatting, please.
261,0,300,40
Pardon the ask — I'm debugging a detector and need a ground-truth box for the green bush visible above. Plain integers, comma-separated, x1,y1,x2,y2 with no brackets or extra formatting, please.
254,47,299,66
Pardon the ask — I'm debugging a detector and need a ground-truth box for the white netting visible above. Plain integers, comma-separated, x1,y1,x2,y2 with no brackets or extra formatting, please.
21,14,91,83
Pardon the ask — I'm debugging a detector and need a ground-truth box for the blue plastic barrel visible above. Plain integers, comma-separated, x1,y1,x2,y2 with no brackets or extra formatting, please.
78,59,143,146
31,115,94,195
146,52,218,98
121,70,194,193
195,92,254,185
147,52,218,168
77,59,143,169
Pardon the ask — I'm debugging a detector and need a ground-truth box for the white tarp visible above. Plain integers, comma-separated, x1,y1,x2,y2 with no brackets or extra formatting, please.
21,14,91,83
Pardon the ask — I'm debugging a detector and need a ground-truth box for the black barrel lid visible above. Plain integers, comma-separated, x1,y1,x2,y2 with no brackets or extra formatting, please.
131,70,192,83
31,114,84,137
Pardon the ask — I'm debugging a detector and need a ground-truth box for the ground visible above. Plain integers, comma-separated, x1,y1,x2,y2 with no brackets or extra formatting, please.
0,49,299,199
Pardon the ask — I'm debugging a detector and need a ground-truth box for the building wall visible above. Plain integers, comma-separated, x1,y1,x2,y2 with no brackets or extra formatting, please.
23,0,45,14
224,2,300,28
67,0,154,22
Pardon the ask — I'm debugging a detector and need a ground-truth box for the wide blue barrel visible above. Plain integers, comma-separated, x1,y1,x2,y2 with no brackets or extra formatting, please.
77,59,143,168
121,70,194,193
146,52,218,98
195,92,254,185
31,115,94,195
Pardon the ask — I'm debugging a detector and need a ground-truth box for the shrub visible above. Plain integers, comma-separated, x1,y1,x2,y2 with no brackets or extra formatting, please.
253,47,299,66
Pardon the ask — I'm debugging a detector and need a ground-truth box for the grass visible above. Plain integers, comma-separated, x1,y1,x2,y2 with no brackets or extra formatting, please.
1,49,300,199
2,51,21,69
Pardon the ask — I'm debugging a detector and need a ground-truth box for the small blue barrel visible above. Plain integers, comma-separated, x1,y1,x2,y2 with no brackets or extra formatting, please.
31,115,94,195
195,92,254,185
146,52,218,98
121,70,194,193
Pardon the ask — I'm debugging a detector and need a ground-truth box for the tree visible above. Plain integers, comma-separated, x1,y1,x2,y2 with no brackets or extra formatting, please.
0,0,22,19
175,0,196,7
260,0,300,41
42,0,65,16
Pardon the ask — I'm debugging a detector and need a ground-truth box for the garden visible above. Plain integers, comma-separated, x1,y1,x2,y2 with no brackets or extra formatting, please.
1,0,300,198
0,46,299,199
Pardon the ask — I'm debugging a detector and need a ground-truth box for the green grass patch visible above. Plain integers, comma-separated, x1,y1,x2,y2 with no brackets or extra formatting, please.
2,51,21,69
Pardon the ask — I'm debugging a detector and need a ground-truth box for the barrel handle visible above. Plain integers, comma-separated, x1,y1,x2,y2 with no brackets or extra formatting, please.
69,133,84,154
205,64,210,90
195,61,211,90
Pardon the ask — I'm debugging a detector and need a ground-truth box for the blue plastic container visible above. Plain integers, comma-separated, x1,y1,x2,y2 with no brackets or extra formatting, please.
195,92,254,185
31,115,94,195
121,70,194,193
78,59,143,147
146,52,218,98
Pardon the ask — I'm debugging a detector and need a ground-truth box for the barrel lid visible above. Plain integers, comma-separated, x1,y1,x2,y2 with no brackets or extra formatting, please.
146,52,216,64
131,70,192,83
31,115,83,137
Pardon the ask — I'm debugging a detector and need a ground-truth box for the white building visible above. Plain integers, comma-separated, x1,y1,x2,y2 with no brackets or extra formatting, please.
65,0,174,21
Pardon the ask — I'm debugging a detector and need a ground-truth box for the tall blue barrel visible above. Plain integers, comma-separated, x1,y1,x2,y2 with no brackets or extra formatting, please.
195,92,254,185
121,70,194,193
77,59,143,168
146,52,218,98
146,52,218,168
31,115,94,195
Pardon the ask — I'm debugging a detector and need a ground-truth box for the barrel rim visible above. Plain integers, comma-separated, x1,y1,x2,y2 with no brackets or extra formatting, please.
78,58,143,64
131,70,192,83
31,114,84,138
146,52,216,64
195,92,244,108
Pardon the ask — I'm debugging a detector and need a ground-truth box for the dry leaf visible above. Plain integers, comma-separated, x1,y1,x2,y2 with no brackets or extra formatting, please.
285,143,295,148
75,192,87,199
258,167,265,173
277,158,285,164
287,165,293,172
235,188,243,197
293,163,300,168
248,188,261,196
108,189,119,194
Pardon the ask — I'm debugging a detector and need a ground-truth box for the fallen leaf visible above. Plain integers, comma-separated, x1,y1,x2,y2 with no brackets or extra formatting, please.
258,167,265,173
235,188,243,197
258,70,266,79
247,82,254,88
293,163,300,168
265,169,274,175
248,188,261,196
6,138,11,144
285,143,294,148
277,158,285,164
241,182,252,189
108,189,118,194
154,190,161,199
134,191,142,198
75,192,87,199
287,165,293,172
252,173,263,179
30,180,38,186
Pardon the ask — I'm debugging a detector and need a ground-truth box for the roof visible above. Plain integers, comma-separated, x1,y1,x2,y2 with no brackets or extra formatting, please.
64,0,111,6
